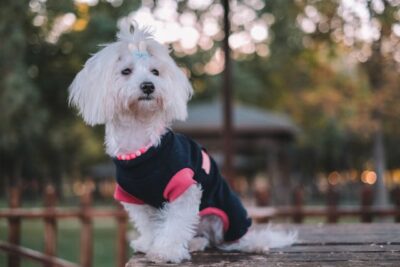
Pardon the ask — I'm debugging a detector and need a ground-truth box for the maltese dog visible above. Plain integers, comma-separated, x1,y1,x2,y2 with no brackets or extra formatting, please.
69,20,296,264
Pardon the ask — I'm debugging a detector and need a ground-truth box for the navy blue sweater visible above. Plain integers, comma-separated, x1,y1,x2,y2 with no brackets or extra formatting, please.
113,130,251,242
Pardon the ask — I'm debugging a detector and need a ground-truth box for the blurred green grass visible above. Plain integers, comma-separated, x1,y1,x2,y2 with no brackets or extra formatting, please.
0,218,130,267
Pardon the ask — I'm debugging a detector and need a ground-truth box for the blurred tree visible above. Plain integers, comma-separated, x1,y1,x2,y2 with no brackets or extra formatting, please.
223,1,358,184
0,1,46,188
297,0,400,206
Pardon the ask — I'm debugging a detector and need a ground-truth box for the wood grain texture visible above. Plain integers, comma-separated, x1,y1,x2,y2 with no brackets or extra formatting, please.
126,224,400,267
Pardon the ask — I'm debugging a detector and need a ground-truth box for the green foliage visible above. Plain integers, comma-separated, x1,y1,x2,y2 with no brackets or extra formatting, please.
0,1,140,186
0,1,47,182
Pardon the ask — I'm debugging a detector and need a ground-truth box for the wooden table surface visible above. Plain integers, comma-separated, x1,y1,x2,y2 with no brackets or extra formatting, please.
126,223,400,267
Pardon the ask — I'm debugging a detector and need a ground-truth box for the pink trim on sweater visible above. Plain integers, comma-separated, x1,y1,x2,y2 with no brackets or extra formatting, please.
114,184,145,204
199,207,230,232
163,168,196,202
201,150,211,174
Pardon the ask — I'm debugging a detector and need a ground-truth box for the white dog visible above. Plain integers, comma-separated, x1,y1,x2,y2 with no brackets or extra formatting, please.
69,20,296,264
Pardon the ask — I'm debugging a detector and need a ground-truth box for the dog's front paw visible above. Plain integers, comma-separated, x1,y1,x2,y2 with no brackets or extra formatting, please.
146,246,191,264
130,237,152,254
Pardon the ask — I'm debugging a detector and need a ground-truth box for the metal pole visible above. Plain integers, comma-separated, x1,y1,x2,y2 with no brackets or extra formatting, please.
222,0,234,186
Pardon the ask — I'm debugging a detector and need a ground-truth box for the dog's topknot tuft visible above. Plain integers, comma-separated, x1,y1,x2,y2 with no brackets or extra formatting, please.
117,19,154,44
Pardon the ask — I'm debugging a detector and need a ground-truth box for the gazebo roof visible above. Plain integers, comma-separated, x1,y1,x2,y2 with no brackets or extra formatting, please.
173,101,299,139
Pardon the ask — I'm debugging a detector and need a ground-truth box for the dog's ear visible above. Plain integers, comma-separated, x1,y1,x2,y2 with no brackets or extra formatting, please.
165,59,194,122
69,43,119,125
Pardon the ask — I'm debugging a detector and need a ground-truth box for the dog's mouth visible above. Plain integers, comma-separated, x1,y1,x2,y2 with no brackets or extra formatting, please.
138,95,154,101
128,95,163,116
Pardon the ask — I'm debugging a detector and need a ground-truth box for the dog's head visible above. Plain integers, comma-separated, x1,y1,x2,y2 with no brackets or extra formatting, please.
69,20,193,126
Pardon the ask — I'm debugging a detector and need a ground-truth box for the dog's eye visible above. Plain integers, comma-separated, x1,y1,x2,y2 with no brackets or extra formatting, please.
151,69,159,76
121,68,132,75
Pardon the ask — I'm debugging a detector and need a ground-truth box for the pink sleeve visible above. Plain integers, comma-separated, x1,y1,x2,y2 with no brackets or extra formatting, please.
163,168,196,202
114,184,145,204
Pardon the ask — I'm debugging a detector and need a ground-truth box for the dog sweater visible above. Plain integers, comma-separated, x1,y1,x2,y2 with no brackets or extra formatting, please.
112,130,252,242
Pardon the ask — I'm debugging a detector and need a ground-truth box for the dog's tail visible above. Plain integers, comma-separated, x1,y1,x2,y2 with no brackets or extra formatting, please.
218,225,297,253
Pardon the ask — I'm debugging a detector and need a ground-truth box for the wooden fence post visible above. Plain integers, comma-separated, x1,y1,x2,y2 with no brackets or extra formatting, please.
327,185,339,223
361,185,373,223
254,187,270,207
116,204,127,267
392,186,400,222
80,189,93,267
8,186,21,267
292,186,304,223
44,184,57,267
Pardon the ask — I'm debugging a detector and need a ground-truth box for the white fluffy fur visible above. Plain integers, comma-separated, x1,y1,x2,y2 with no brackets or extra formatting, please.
123,184,202,263
69,20,296,263
69,19,192,155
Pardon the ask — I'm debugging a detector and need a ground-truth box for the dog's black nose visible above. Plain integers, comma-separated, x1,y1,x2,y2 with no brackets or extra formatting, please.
140,82,155,95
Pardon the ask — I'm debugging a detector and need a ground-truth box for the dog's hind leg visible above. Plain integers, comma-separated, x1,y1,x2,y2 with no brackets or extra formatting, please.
188,215,224,252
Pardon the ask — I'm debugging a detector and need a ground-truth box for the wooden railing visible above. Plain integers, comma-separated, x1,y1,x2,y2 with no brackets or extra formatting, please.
0,185,128,267
250,185,400,223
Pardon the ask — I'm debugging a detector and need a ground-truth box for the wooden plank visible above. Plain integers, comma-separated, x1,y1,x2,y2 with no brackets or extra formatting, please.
247,206,400,222
126,224,400,267
126,250,400,267
282,244,400,252
0,208,126,219
0,241,79,267
280,224,400,244
265,251,400,265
